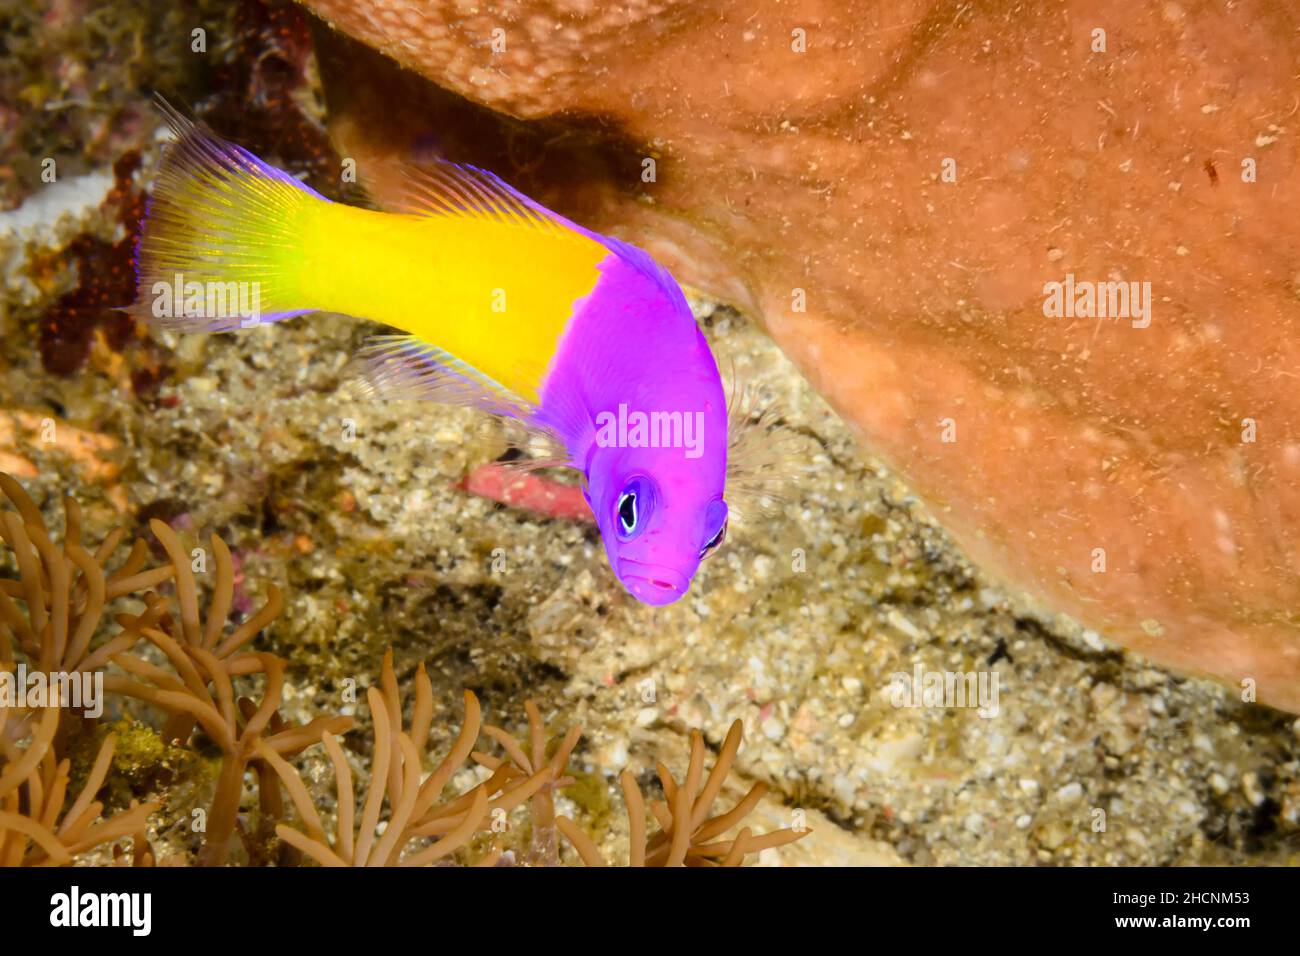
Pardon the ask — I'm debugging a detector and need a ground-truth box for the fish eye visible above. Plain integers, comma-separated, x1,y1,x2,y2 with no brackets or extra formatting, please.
617,491,637,534
615,476,654,541
700,518,728,559
699,499,729,559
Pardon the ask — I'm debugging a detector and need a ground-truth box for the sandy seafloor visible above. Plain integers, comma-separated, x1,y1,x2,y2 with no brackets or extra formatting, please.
1,1,1299,865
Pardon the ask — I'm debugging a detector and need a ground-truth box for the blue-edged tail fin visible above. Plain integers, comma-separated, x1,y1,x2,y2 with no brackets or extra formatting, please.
132,96,322,331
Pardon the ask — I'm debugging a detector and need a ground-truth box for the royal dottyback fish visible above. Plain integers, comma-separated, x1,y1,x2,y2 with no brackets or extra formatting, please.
133,103,747,606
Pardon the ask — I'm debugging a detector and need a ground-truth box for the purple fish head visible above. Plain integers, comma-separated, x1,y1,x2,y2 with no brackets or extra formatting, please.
587,435,729,606
548,240,732,606
583,345,730,605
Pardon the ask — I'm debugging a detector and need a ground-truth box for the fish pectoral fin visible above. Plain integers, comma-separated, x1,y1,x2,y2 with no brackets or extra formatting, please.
724,376,801,524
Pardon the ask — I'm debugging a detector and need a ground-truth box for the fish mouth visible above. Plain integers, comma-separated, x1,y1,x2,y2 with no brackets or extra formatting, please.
619,560,689,606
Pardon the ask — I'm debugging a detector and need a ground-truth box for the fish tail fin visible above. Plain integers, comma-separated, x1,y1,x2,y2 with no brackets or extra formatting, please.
133,97,323,331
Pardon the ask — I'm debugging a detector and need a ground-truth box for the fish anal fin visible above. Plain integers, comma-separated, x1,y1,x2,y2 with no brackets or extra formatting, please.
353,334,530,414
352,333,572,467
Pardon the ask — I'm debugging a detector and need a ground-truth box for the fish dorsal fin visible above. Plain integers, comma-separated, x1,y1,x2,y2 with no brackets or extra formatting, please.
367,157,579,238
592,232,683,298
